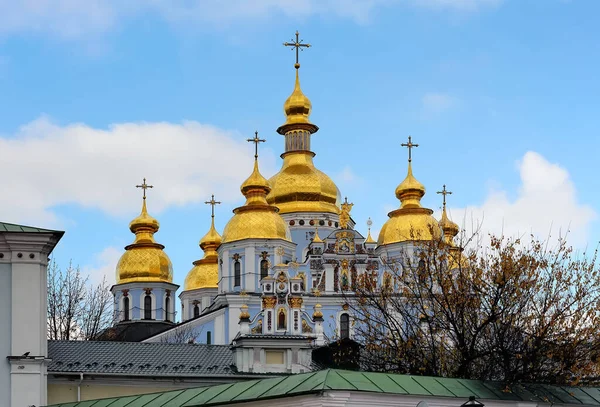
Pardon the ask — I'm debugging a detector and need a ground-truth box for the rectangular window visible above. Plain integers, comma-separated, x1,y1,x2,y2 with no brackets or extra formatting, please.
207,331,212,345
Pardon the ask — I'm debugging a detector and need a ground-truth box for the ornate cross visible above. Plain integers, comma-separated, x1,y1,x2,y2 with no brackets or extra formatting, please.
401,136,419,162
136,178,153,199
284,30,311,69
247,131,266,159
205,194,221,218
437,184,452,208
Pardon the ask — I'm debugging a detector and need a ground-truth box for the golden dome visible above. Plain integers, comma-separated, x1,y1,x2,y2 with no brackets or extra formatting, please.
269,61,340,215
439,206,459,246
378,162,441,246
222,157,291,243
183,211,222,291
312,227,323,243
116,197,173,284
268,152,341,214
283,70,312,126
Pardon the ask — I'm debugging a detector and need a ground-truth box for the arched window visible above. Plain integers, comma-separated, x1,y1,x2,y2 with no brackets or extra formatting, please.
234,260,241,287
340,313,350,339
193,304,200,318
277,309,286,330
165,297,171,321
260,259,269,280
123,297,130,321
144,295,152,320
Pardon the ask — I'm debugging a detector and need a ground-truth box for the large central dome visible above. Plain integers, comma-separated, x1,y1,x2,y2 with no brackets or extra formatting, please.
267,152,341,214
266,67,341,215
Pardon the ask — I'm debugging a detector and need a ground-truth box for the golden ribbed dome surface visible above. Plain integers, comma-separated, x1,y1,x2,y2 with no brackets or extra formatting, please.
267,152,341,215
222,159,291,243
378,162,441,246
184,214,222,291
116,198,173,284
283,71,312,125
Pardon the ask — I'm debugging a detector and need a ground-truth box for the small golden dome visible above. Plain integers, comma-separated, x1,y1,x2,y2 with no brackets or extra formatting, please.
378,161,441,246
184,213,222,291
312,227,323,243
313,303,323,319
222,157,291,243
365,230,376,244
116,197,173,284
439,206,460,246
268,152,341,214
283,70,312,126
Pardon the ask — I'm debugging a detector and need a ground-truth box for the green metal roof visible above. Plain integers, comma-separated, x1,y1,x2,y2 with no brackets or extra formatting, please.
46,369,600,407
0,221,63,234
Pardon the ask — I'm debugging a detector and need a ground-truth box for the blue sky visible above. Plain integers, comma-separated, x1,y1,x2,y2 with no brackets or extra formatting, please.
0,0,598,287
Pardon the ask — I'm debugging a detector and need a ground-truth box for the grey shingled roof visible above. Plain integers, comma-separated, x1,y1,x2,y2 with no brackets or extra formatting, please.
48,340,235,377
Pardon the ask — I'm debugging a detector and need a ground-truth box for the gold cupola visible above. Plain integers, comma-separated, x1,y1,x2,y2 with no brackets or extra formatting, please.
437,185,460,246
378,138,442,246
267,31,342,215
116,179,173,284
184,195,222,291
222,135,291,243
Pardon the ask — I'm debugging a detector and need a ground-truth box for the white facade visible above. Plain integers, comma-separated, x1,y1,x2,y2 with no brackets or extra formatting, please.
0,225,63,407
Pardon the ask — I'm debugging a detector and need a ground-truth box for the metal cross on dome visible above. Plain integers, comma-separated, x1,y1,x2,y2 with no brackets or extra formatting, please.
437,184,453,209
284,30,311,69
136,178,153,199
401,136,419,163
247,131,266,160
205,194,221,218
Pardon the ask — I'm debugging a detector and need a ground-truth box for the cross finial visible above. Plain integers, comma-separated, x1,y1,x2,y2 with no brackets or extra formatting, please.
283,30,311,69
401,136,419,162
136,178,153,199
205,194,221,218
436,184,453,209
247,131,266,160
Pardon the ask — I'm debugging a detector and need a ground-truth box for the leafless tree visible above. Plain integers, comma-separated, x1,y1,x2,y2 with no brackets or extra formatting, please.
344,230,600,385
159,324,202,344
47,260,112,340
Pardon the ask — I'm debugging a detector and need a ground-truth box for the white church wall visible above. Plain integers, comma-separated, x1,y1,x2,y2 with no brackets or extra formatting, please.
0,262,12,407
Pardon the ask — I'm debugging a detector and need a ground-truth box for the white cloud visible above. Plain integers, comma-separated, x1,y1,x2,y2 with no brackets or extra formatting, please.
0,0,503,39
82,246,121,286
0,116,276,227
332,166,362,187
450,151,597,248
422,92,458,114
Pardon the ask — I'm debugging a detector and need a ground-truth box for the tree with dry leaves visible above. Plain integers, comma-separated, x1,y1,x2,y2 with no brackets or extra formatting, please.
47,260,113,340
344,232,600,385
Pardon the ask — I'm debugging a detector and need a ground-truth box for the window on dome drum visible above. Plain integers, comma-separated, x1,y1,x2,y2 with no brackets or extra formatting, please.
193,304,200,318
260,259,269,280
123,297,130,321
207,331,212,345
234,260,241,287
340,313,350,339
144,295,152,320
165,297,170,322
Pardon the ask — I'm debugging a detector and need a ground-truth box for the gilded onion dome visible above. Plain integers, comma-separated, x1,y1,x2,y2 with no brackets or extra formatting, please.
116,192,173,284
439,204,459,246
378,142,442,246
183,208,222,291
222,152,291,243
267,37,341,215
